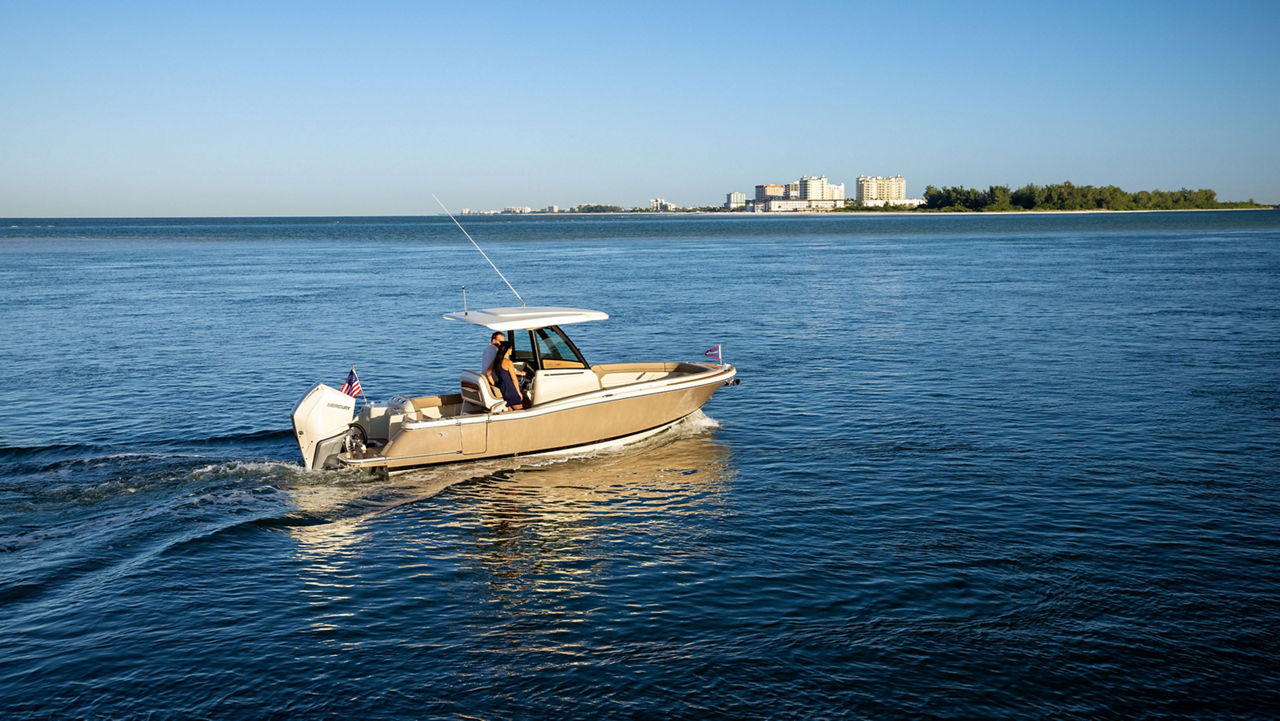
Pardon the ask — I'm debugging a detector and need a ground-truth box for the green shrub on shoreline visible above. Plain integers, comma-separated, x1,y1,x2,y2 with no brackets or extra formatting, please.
919,182,1268,212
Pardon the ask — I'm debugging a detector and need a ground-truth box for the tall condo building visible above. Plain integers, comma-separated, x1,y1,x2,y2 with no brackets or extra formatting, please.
799,176,845,201
725,192,747,209
755,184,785,202
856,176,907,202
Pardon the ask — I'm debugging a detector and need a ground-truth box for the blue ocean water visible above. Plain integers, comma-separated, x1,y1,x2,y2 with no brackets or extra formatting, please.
1,211,1278,718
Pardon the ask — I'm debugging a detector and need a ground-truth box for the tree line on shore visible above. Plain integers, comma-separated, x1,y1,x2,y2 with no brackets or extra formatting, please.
921,182,1264,212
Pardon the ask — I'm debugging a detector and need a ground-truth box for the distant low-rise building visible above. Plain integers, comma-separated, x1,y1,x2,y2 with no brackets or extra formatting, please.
762,198,843,212
650,198,677,211
858,198,924,208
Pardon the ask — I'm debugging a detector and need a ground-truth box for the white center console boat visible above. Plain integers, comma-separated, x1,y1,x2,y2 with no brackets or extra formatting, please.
292,306,737,473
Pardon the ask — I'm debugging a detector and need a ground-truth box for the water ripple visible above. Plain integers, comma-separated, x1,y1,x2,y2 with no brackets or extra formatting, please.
3,213,1280,718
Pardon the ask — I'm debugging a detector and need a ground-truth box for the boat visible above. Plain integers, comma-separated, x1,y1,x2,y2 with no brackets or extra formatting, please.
291,305,738,473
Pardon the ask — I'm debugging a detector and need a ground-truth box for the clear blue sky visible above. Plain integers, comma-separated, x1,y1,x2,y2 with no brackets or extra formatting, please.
2,0,1278,216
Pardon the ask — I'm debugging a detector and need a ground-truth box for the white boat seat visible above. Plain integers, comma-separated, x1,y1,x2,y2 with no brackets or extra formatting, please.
460,370,507,413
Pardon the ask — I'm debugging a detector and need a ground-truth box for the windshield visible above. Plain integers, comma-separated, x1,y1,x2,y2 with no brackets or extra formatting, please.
534,326,588,369
512,329,537,366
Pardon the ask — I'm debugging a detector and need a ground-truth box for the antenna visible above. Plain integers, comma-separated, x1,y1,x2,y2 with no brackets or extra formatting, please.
433,194,526,307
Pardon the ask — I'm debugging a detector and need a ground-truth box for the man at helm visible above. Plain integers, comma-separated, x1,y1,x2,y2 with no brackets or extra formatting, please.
481,331,505,376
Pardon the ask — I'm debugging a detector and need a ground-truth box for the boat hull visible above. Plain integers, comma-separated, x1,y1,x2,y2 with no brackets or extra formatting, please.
339,363,734,472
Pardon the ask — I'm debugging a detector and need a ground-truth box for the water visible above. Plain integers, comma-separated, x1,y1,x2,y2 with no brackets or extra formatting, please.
2,211,1278,718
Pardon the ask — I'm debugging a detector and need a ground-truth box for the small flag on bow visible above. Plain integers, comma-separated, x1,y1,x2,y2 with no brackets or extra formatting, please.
704,345,722,361
340,367,362,398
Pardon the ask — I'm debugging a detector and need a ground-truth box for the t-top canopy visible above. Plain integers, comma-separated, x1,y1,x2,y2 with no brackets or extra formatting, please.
443,306,609,331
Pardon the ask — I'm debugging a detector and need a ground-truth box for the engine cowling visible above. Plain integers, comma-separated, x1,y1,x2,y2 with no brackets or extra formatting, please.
291,383,357,470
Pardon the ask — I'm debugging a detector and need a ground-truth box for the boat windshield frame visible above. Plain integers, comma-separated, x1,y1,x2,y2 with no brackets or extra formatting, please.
512,324,590,370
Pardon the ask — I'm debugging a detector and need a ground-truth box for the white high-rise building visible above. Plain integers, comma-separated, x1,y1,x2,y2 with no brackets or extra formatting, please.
799,176,845,201
800,176,823,200
725,192,747,209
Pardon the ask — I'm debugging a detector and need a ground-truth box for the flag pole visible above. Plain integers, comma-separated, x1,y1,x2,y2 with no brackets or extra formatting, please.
353,365,370,408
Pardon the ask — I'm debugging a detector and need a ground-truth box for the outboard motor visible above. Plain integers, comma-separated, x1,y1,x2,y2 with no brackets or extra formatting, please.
291,383,357,470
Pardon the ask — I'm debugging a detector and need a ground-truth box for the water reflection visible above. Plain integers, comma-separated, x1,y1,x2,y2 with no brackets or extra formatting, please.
455,431,735,574
281,415,734,557
279,465,486,638
448,433,736,657
278,417,737,648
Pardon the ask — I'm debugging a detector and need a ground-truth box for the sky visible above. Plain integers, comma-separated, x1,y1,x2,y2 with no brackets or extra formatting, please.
2,0,1278,216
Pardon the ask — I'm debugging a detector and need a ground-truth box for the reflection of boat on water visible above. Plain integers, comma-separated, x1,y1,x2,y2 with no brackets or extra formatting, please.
459,421,734,510
280,423,734,561
292,306,737,474
448,430,735,606
281,428,735,643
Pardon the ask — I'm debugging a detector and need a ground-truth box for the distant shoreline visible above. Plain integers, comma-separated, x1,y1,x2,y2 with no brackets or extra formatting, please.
1,207,1273,222
502,207,1277,218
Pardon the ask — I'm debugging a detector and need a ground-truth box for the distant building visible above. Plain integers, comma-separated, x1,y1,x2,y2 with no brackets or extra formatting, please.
544,205,559,213
650,198,677,211
856,176,907,202
800,176,824,200
761,198,843,212
755,184,785,202
751,175,846,210
859,198,924,208
725,192,747,210
502,206,533,214
800,176,845,201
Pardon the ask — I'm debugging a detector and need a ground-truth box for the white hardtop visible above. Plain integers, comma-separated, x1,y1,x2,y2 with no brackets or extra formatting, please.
443,305,609,331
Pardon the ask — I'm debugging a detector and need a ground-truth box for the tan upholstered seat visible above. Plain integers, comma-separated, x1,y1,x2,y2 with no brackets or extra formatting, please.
460,370,507,413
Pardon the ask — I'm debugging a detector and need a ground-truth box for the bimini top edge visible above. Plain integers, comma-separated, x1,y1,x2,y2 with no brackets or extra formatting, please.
442,306,609,331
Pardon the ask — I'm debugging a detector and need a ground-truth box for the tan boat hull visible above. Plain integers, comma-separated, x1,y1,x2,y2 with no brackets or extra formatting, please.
340,363,734,472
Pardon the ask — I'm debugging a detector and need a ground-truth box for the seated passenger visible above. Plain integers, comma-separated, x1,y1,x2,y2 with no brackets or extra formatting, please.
488,340,525,411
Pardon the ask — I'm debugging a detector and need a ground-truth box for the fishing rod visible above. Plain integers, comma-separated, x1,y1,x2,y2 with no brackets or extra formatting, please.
432,194,526,307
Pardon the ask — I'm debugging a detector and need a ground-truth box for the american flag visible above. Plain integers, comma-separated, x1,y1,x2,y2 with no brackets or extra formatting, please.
340,368,362,397
704,344,722,360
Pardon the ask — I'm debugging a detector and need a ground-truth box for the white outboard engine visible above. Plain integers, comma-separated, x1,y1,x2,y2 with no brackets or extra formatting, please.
292,383,357,470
